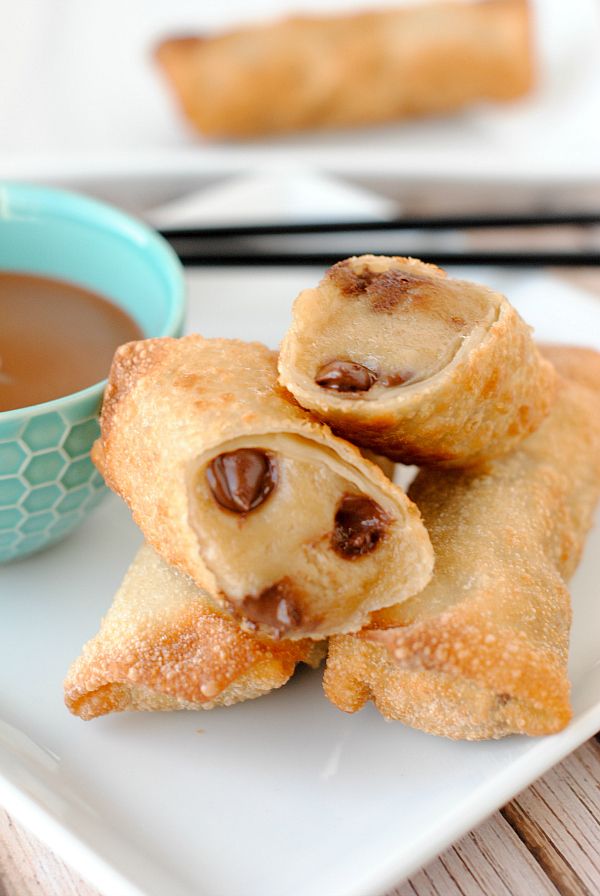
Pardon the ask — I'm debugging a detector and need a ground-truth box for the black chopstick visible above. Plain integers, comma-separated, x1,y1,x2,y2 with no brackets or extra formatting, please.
171,250,600,268
158,211,600,242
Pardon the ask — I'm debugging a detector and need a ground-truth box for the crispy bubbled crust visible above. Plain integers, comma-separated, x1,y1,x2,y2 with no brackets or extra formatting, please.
65,544,325,720
323,347,600,739
92,335,433,640
278,255,556,467
154,1,532,138
323,635,571,740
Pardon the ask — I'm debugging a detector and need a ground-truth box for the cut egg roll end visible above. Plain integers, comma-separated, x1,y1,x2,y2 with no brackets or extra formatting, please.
278,255,556,467
95,335,434,640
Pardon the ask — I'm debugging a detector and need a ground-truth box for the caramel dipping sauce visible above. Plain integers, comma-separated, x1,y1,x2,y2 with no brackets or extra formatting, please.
0,272,143,412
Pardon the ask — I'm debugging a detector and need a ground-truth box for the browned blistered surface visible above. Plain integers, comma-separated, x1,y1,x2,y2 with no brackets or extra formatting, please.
279,255,557,467
95,335,433,639
155,0,532,138
324,346,600,739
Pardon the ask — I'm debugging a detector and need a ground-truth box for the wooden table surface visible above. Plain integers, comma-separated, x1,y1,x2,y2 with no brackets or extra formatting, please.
2,262,599,896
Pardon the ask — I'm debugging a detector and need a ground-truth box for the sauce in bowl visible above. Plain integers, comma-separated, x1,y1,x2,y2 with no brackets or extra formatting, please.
0,272,143,412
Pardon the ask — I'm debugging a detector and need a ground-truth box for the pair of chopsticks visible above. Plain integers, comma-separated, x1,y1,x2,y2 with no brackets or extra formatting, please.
158,211,600,268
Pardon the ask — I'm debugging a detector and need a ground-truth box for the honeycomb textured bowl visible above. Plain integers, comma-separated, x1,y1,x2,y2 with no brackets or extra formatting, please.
0,183,185,563
0,400,105,562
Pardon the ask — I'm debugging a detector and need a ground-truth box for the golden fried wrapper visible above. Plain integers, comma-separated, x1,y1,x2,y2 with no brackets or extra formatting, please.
156,0,532,138
323,347,600,739
94,336,432,639
65,544,325,720
279,255,556,467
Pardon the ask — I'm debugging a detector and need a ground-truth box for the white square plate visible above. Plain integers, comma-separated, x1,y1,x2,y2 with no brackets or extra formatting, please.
1,267,599,896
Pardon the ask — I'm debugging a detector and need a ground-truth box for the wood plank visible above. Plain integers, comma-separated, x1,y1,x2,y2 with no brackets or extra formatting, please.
502,739,600,896
2,803,559,896
0,809,99,896
393,811,559,896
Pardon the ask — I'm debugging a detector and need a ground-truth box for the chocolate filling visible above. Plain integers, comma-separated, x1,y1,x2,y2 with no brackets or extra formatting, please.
366,269,428,313
328,260,432,313
240,579,303,635
315,361,414,393
328,260,378,296
379,370,413,387
331,493,388,558
206,448,276,514
315,360,377,393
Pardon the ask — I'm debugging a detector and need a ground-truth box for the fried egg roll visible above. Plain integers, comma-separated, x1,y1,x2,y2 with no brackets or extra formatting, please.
94,337,432,640
155,0,532,139
279,255,555,466
65,544,325,720
323,346,600,739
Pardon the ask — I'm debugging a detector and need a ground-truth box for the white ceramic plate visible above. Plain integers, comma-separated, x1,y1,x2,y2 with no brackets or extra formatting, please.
1,267,599,896
2,0,600,184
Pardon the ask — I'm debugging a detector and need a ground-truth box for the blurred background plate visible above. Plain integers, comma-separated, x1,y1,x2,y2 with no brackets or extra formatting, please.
1,0,599,192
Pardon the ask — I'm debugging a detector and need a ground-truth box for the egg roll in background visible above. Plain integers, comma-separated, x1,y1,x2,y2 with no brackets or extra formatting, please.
93,336,433,640
155,0,532,138
279,255,555,467
323,346,600,739
65,544,325,720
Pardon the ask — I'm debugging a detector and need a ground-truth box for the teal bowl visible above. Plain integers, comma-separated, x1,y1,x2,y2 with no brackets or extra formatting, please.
0,183,185,563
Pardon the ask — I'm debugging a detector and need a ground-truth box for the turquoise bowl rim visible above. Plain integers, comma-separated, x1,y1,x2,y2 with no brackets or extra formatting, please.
0,182,186,422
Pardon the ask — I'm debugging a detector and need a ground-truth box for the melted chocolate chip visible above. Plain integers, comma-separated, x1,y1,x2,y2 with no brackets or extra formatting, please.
366,270,429,313
379,370,414,388
328,260,433,314
315,360,377,393
206,448,276,514
328,260,378,296
240,579,303,636
331,494,388,558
